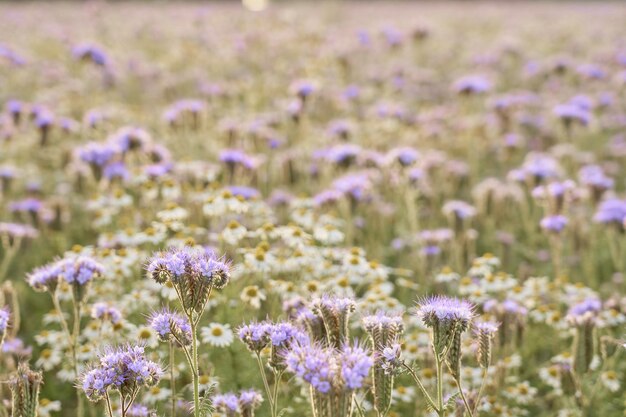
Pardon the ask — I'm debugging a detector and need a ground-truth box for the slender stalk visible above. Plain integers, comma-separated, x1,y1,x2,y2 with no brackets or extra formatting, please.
401,362,438,412
170,342,177,417
454,379,474,417
190,320,200,417
255,354,275,417
272,369,284,417
472,369,488,416
436,355,444,417
72,299,85,417
104,393,114,417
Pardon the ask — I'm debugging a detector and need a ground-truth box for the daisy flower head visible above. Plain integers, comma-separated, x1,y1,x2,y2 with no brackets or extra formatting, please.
240,285,266,309
201,323,234,347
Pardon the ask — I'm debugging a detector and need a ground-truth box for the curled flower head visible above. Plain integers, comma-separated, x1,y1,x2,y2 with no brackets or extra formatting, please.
473,320,499,369
415,296,474,354
284,342,335,394
91,303,122,324
0,308,10,344
415,296,474,329
238,389,264,413
81,345,162,402
148,308,192,345
238,322,271,353
340,344,373,390
60,256,104,286
26,261,62,292
214,392,240,415
311,295,356,347
146,246,231,312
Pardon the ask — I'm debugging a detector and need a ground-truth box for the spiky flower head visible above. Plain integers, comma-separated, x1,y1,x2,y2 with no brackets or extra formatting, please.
567,298,599,376
91,303,122,324
148,308,192,346
0,307,10,345
9,363,42,417
284,340,372,395
60,256,104,286
145,246,231,313
362,311,404,351
239,389,264,417
26,261,63,293
340,344,373,390
81,345,162,402
362,312,404,415
473,321,499,369
415,296,474,355
310,295,356,348
238,322,271,353
213,392,240,417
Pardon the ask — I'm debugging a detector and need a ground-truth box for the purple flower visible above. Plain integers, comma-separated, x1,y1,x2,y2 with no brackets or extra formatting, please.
220,149,256,170
340,344,373,389
146,246,231,292
103,162,130,181
238,322,271,352
128,404,150,417
214,393,240,413
9,198,43,214
554,103,591,126
568,298,602,318
415,296,474,327
148,308,192,345
227,185,260,200
92,303,122,324
72,43,109,66
0,222,39,240
579,165,614,191
60,256,104,286
78,142,118,167
453,75,491,94
593,198,626,225
285,342,335,393
26,262,62,292
0,308,10,341
442,200,477,220
81,345,162,402
239,389,263,411
289,79,317,99
540,215,568,233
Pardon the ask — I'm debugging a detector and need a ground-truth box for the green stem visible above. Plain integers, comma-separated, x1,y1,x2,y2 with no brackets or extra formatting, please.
255,354,275,417
436,356,444,417
72,300,85,417
191,321,200,417
170,342,177,417
455,379,474,417
401,362,438,413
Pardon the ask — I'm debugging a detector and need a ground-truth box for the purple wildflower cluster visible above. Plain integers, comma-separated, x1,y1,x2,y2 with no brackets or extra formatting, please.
148,308,192,345
26,255,103,292
213,389,263,417
81,345,162,402
284,341,372,393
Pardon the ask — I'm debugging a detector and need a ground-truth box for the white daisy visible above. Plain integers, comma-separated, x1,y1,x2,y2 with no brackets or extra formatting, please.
38,399,61,417
240,285,266,309
201,323,234,347
132,325,159,348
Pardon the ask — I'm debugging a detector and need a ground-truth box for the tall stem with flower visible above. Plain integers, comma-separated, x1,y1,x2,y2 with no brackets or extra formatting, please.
146,245,231,417
26,256,104,417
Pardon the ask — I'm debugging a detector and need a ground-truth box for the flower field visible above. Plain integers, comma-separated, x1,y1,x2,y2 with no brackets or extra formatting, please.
0,1,625,417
